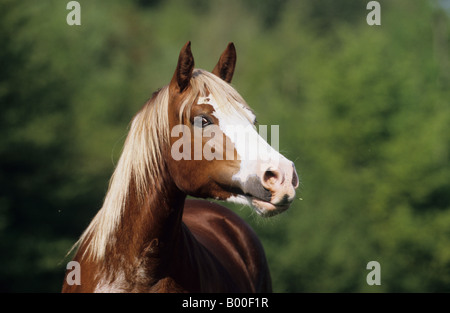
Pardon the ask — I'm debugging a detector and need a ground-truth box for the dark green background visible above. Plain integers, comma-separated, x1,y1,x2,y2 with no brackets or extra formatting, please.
1,0,449,292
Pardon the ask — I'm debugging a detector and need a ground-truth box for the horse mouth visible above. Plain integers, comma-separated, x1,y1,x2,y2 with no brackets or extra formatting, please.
250,197,290,217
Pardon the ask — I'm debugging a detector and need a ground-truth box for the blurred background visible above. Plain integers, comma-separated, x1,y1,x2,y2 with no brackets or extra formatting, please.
1,0,449,292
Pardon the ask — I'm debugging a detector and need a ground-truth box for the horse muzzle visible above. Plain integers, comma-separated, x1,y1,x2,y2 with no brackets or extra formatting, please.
240,161,299,217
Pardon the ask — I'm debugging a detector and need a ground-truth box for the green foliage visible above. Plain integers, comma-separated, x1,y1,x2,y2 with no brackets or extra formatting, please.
0,0,449,292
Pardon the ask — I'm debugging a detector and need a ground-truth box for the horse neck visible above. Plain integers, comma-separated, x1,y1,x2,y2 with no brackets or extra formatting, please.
103,168,187,280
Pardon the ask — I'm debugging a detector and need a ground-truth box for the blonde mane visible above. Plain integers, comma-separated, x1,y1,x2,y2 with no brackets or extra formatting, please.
72,69,253,261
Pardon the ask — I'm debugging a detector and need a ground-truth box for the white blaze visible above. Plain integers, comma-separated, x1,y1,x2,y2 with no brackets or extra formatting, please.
197,95,284,187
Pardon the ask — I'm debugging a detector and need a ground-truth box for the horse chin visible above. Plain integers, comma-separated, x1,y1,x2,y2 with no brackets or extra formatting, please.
225,194,290,217
250,198,290,217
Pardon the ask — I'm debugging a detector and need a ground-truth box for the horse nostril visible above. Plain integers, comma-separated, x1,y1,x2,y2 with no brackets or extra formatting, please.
263,168,282,189
291,164,299,188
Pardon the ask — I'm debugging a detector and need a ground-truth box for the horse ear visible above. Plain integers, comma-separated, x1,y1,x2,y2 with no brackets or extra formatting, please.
212,42,236,83
170,41,195,93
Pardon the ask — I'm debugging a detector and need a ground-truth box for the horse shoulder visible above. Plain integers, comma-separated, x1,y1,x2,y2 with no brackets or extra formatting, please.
182,199,272,292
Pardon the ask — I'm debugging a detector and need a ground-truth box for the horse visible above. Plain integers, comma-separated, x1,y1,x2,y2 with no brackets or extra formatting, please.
62,42,299,292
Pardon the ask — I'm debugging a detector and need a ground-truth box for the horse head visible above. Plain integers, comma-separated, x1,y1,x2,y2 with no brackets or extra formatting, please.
167,42,299,217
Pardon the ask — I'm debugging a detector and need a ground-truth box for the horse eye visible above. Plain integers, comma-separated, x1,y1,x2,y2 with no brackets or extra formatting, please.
193,115,213,128
201,116,212,128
